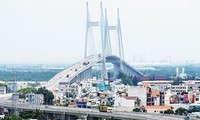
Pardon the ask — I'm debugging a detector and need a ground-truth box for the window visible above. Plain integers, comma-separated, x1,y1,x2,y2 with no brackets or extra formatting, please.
196,98,199,101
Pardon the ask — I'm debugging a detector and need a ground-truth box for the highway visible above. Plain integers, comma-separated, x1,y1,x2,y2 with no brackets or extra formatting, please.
45,55,101,91
0,100,186,120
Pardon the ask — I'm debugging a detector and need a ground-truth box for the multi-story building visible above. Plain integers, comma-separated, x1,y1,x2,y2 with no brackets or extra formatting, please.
164,90,171,105
59,82,81,99
170,84,188,93
128,86,147,106
25,93,44,105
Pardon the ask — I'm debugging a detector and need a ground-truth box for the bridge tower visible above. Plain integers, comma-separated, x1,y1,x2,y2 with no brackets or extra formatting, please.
85,2,125,80
104,8,125,72
85,2,110,81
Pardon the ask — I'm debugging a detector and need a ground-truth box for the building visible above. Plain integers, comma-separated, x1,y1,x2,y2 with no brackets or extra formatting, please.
195,92,200,104
164,90,171,105
59,82,81,99
114,95,140,108
170,84,188,93
128,86,147,106
144,106,172,113
7,83,21,92
0,86,6,94
25,93,44,105
138,81,171,91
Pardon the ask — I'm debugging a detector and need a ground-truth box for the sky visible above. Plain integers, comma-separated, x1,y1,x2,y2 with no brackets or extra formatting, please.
0,0,200,64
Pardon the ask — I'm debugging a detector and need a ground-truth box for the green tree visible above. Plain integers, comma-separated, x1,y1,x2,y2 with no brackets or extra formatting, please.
117,72,133,86
133,108,141,112
32,109,45,120
122,76,132,86
3,114,22,120
164,109,174,114
36,87,54,105
175,107,187,115
17,87,37,98
19,110,34,119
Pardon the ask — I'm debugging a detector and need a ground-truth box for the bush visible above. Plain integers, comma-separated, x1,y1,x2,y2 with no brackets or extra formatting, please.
164,109,174,114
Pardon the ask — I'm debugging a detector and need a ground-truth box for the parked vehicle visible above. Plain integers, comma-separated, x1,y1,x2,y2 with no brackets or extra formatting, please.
99,106,112,112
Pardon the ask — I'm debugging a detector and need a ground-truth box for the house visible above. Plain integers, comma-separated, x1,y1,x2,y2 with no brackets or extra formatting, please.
144,106,172,113
114,95,140,108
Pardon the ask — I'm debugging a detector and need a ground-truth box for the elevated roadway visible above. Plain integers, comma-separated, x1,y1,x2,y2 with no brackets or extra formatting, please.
45,55,144,91
0,100,186,120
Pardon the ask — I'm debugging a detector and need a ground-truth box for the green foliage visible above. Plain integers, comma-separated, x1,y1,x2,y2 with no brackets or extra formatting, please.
36,87,54,105
3,114,22,120
164,109,174,114
92,83,97,87
122,76,132,86
32,109,45,120
17,87,37,98
19,110,33,119
19,109,44,120
133,108,141,112
175,107,187,115
0,70,61,82
117,72,133,86
117,72,125,79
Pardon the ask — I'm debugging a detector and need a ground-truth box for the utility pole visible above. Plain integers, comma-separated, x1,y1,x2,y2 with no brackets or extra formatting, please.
12,67,18,114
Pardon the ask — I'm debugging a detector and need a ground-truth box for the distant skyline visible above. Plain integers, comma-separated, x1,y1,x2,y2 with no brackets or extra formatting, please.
0,0,200,64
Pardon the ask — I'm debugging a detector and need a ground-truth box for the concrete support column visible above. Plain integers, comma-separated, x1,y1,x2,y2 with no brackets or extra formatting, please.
45,113,53,120
65,114,76,120
0,108,4,114
87,115,99,120
8,109,12,114
111,117,122,120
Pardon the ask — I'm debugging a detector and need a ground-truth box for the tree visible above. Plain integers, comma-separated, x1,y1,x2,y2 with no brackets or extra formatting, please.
117,72,133,86
19,110,34,119
164,109,174,114
133,108,141,112
36,87,54,105
19,109,44,120
32,109,45,120
122,76,133,86
3,114,22,120
175,107,187,115
17,87,37,98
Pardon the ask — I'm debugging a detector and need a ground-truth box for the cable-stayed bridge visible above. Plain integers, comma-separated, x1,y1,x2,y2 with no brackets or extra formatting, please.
45,2,144,92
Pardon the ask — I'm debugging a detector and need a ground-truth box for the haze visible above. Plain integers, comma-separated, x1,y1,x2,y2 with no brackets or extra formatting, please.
0,0,200,64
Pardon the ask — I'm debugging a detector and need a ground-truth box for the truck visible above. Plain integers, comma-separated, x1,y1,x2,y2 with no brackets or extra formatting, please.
99,106,112,112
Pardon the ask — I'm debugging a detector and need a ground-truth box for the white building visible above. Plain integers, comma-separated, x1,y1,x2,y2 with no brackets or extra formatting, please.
164,90,171,105
25,93,44,105
114,95,139,108
171,84,188,93
0,86,6,94
128,86,147,106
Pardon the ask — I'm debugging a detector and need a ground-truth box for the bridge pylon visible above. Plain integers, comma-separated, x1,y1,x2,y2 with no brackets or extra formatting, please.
104,8,125,73
85,2,125,80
